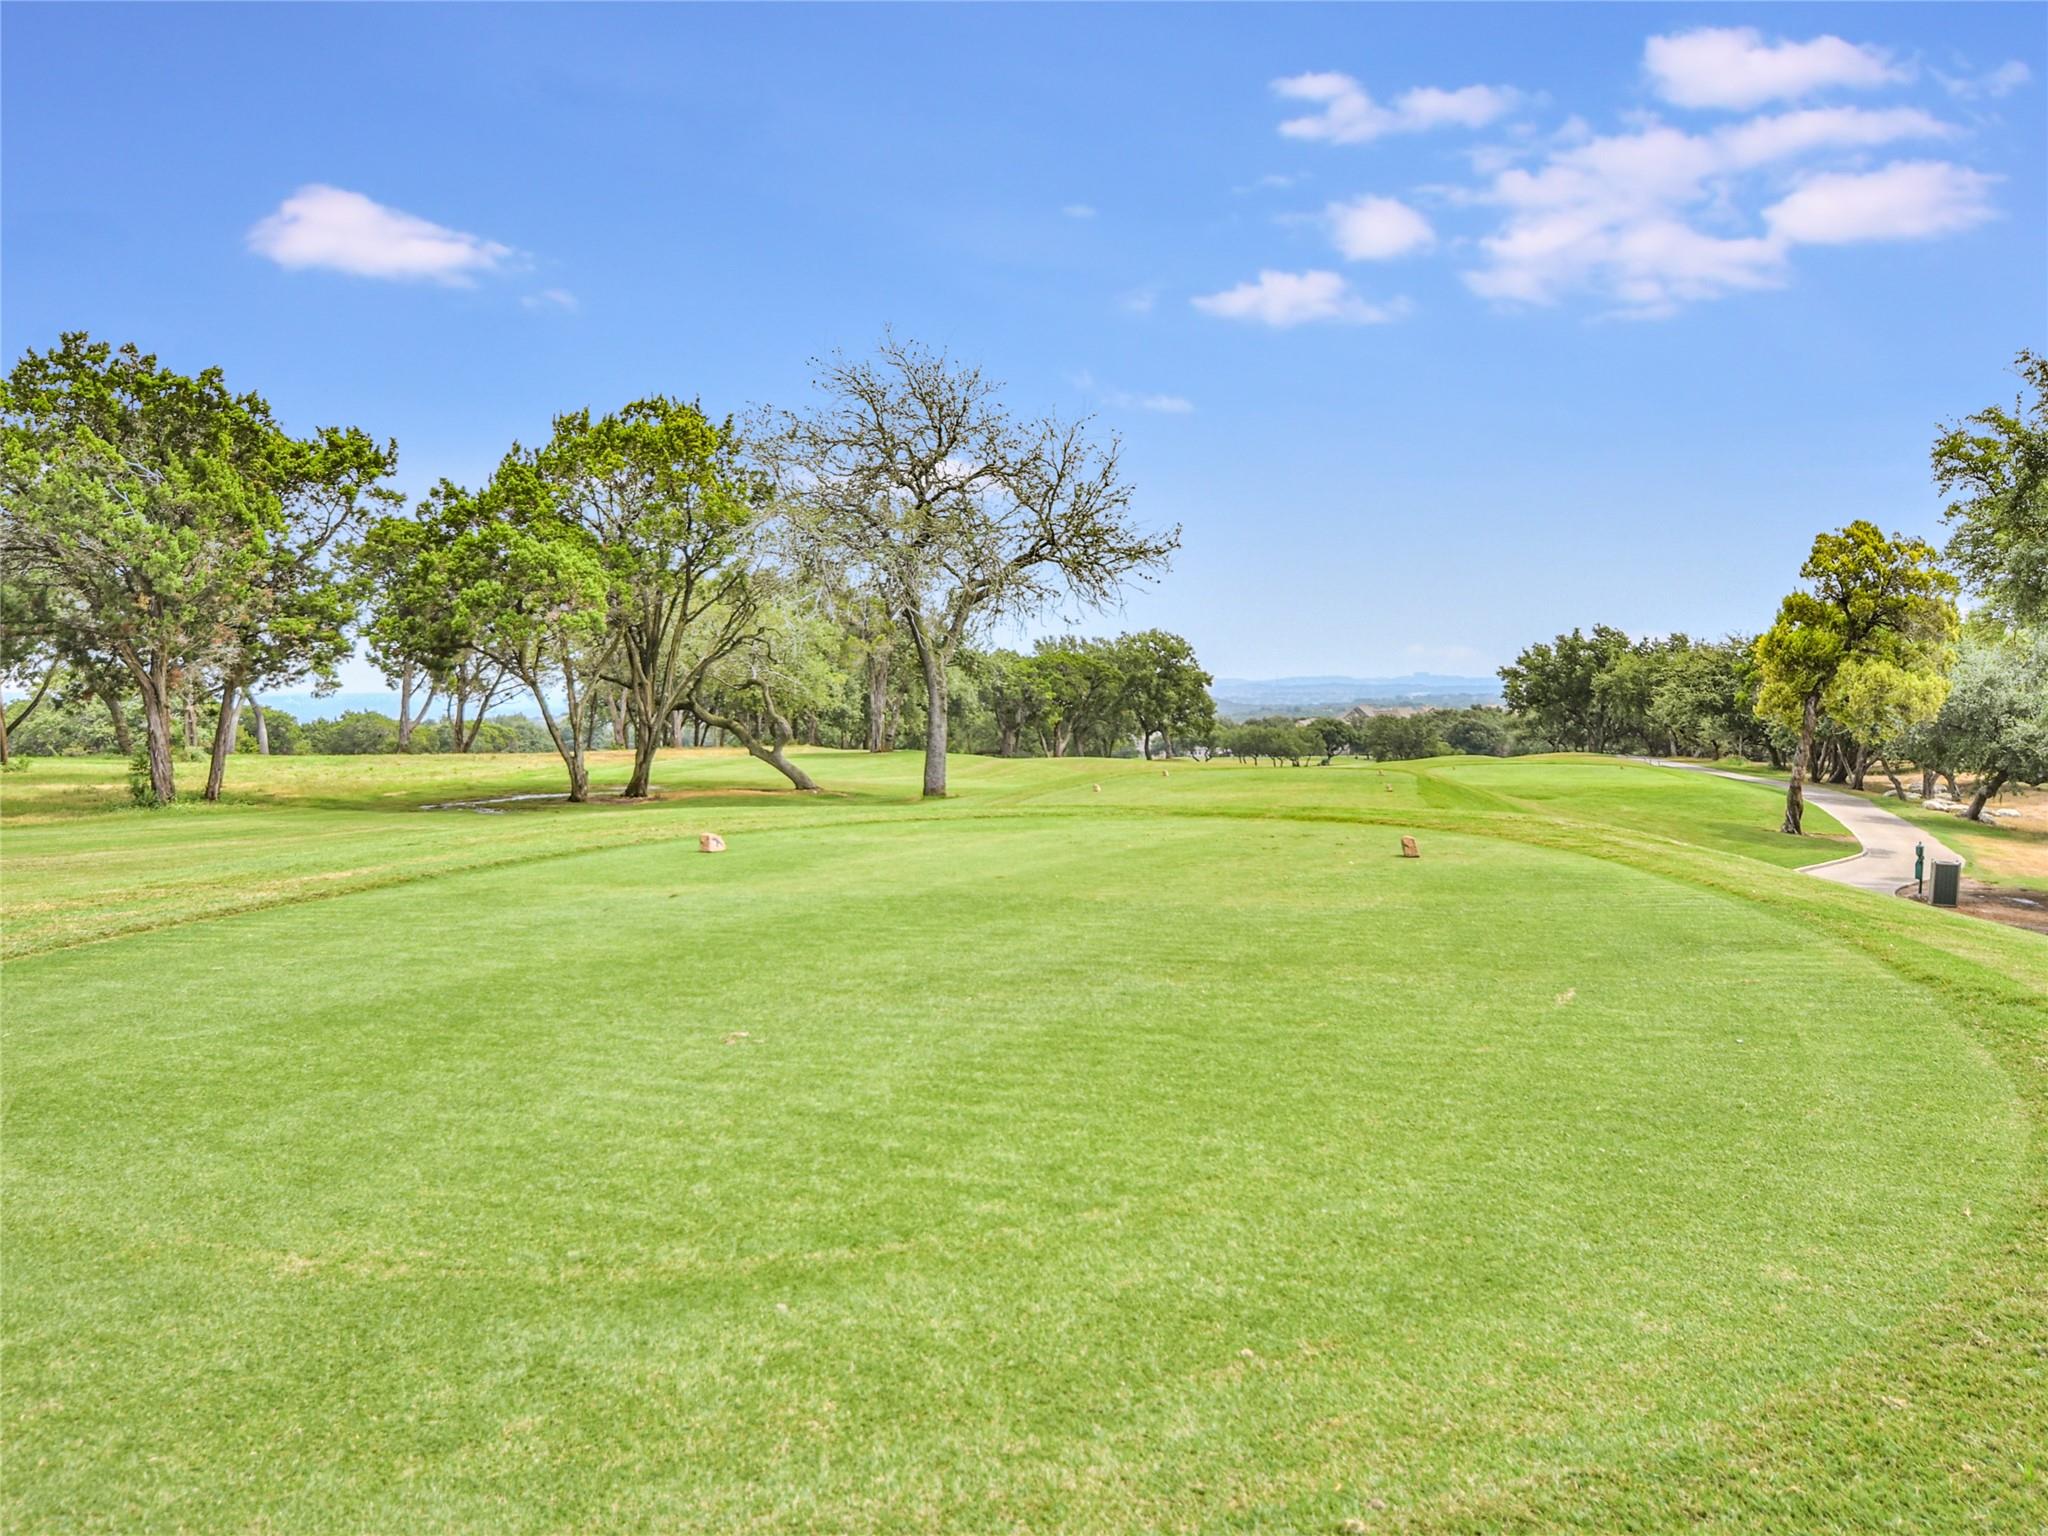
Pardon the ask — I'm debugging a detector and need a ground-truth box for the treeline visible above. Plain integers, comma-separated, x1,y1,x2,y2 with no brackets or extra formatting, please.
0,334,1181,803
1219,706,1533,765
4,629,1217,765
1496,350,2048,828
1500,631,1772,760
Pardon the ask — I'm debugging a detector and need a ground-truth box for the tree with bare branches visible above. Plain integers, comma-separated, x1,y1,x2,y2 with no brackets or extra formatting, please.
784,337,1178,797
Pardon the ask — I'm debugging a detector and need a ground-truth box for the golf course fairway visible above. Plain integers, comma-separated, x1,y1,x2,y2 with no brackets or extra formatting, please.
3,751,2043,1533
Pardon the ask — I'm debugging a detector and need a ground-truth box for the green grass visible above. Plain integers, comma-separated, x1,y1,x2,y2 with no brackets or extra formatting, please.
3,750,2043,1533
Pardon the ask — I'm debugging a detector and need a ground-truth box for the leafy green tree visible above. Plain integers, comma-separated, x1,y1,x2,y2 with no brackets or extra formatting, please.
1931,629,2048,819
1825,655,1949,793
786,337,1177,796
1754,522,1957,834
532,397,775,797
1225,720,1313,765
1498,625,1630,752
1438,706,1515,757
407,473,614,800
1030,637,1126,757
966,647,1048,758
1932,350,2047,626
0,573,63,764
1305,716,1353,763
353,514,450,749
1354,712,1447,762
304,710,400,755
237,706,305,755
0,335,292,803
1113,629,1213,759
195,423,399,800
1645,637,1758,759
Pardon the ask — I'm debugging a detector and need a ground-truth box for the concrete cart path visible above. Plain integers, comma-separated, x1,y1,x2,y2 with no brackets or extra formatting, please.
1643,760,1964,896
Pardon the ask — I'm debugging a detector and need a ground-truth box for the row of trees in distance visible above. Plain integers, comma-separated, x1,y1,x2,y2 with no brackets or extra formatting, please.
0,334,1181,802
1497,350,2047,828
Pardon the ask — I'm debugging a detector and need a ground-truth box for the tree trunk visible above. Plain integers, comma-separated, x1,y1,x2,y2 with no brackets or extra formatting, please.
1943,770,1960,797
622,719,660,798
1921,766,1936,798
245,691,269,755
181,689,199,752
1878,756,1907,797
1140,727,1153,760
1964,770,2009,821
1781,691,1816,835
671,709,687,749
104,688,133,755
690,689,820,793
202,678,242,801
1849,743,1868,792
396,666,436,752
865,651,890,752
904,620,948,796
530,675,590,804
139,677,177,804
1161,727,1175,760
0,659,62,763
921,664,948,794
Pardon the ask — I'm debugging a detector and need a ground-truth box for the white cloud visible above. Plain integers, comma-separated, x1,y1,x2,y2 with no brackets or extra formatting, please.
1462,106,1960,313
1938,59,2033,101
1327,195,1435,259
1192,269,1407,327
1715,106,1954,167
1234,38,2000,322
521,288,578,312
1396,85,1520,131
1118,286,1157,315
248,185,513,284
1119,391,1195,414
1764,160,2000,244
1062,203,1098,219
1274,72,1518,144
1075,371,1193,414
1644,27,1907,111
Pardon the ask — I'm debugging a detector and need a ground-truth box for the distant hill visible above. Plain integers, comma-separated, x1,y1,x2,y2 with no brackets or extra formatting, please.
1211,673,1501,721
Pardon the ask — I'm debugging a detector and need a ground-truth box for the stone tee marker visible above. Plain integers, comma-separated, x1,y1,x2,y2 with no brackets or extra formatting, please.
700,833,726,853
1400,836,1420,858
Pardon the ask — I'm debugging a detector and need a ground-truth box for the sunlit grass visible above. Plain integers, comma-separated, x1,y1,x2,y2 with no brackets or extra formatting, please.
3,751,2041,1533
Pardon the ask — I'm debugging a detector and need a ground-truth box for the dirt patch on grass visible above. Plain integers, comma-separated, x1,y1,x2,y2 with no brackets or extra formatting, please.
1896,878,2048,936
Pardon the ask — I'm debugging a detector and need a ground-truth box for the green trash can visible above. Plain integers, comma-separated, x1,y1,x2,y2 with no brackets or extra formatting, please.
1931,859,1962,908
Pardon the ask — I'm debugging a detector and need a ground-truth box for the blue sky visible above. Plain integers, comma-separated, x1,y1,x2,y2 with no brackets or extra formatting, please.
4,3,2042,689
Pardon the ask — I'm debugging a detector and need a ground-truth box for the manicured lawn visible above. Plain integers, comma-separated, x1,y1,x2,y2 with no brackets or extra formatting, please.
3,751,2043,1533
